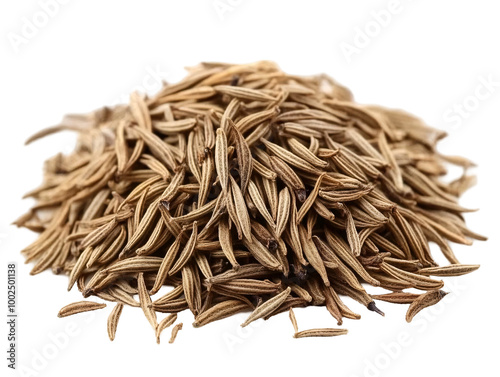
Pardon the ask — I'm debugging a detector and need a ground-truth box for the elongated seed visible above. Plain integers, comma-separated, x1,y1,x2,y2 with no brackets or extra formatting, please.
193,300,249,328
230,175,252,241
276,187,291,237
406,290,448,322
289,308,298,333
58,301,106,318
156,313,177,344
241,287,291,327
215,128,229,193
107,303,123,341
418,264,480,277
293,328,348,338
138,273,157,330
169,323,183,344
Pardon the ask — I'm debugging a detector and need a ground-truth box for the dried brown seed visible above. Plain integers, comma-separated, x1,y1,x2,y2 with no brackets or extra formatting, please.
275,187,291,238
241,287,291,327
243,235,282,271
215,128,229,193
269,156,306,202
289,308,299,333
418,264,480,277
248,180,275,228
169,222,198,275
298,225,329,286
406,290,448,322
230,175,252,241
58,301,106,318
138,273,157,331
156,313,178,344
169,323,183,344
293,328,348,338
193,300,249,328
371,292,421,304
107,303,123,341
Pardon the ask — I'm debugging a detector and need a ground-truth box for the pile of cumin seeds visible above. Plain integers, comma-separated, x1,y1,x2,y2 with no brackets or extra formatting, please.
17,61,486,342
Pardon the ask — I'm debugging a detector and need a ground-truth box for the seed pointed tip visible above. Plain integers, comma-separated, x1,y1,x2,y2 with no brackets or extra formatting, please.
118,249,129,259
368,301,385,317
159,200,170,211
439,290,449,298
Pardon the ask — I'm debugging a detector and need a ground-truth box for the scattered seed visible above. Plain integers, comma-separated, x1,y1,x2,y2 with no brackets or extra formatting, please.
107,303,124,341
58,301,106,318
406,290,448,322
293,328,348,338
169,323,183,344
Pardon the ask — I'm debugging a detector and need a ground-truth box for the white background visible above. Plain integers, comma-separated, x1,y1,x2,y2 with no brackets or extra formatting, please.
1,1,499,376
